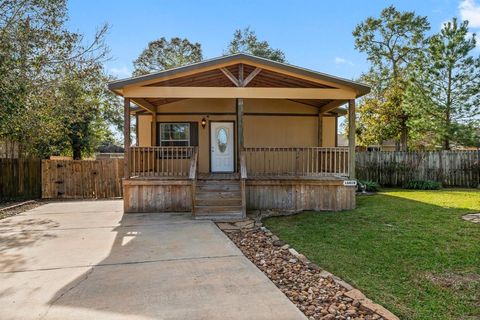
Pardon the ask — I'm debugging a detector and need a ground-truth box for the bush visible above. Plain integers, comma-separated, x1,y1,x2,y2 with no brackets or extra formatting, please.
404,180,442,190
357,180,380,192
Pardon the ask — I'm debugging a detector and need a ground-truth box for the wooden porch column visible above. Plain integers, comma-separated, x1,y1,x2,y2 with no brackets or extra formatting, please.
237,98,244,172
348,99,356,179
151,112,157,146
318,113,323,147
124,98,131,178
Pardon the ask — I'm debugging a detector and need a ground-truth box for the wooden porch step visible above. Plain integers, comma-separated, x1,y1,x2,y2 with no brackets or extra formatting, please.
195,205,243,214
196,184,240,192
195,198,242,206
195,191,241,198
193,178,245,221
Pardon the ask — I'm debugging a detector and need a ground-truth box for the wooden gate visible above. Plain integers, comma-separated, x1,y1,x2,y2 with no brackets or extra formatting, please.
42,159,124,199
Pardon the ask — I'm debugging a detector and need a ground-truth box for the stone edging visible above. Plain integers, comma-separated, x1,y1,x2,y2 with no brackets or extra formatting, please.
277,229,399,320
0,200,37,212
218,220,399,320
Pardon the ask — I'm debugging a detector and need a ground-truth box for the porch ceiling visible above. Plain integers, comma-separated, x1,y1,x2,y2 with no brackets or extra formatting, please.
147,64,334,89
130,98,347,116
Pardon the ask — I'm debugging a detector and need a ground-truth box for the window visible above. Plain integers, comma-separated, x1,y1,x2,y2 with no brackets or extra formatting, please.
216,127,228,153
160,123,190,146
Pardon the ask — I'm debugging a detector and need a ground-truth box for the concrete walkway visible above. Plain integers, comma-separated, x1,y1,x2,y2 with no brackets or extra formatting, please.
0,201,306,320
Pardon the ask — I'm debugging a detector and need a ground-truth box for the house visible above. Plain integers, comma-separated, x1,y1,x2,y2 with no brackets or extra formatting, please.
108,54,370,220
337,134,397,151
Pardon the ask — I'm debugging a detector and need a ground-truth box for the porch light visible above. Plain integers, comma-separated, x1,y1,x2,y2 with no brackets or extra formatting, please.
201,117,207,128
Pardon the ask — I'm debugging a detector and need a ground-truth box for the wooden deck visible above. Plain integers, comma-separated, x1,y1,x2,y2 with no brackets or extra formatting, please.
122,147,356,218
123,174,356,216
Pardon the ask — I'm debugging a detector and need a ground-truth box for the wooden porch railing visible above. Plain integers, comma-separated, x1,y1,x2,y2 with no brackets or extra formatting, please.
189,147,199,216
130,146,196,177
240,151,247,217
244,147,349,177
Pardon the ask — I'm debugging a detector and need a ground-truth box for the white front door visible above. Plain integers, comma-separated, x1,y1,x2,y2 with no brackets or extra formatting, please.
210,122,234,172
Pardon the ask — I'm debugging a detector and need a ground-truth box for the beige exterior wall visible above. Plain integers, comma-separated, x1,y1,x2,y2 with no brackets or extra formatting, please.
137,115,152,146
244,116,318,147
135,98,338,173
322,116,337,147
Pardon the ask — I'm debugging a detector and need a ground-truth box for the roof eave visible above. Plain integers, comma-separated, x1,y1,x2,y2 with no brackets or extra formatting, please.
108,53,371,97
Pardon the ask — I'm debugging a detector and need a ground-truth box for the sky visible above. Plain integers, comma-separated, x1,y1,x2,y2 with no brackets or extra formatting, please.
66,0,480,82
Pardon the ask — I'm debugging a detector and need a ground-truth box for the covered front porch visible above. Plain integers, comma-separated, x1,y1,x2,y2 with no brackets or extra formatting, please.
109,54,369,219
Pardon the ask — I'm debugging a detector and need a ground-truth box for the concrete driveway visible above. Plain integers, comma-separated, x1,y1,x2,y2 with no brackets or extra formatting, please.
0,200,305,320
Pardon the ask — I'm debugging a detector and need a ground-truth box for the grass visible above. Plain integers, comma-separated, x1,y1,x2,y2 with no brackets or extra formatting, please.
264,189,480,320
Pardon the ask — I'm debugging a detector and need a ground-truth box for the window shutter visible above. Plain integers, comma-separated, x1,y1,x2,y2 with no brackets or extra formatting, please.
190,122,198,146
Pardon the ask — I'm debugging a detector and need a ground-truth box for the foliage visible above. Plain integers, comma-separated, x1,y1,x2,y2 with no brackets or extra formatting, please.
406,18,480,150
0,0,120,159
404,180,442,190
133,37,203,76
265,189,480,319
226,27,286,62
353,6,430,150
357,180,380,192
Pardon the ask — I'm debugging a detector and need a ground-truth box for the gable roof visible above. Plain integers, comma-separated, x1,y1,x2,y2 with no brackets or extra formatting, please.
108,53,370,97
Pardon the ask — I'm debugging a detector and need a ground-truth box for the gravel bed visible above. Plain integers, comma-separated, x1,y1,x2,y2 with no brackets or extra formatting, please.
0,200,43,220
224,228,383,320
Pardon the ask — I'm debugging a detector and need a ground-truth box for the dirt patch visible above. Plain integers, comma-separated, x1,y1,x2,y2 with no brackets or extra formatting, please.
462,213,480,223
425,272,480,291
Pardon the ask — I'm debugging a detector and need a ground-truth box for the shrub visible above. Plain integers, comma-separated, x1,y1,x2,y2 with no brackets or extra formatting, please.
404,180,442,190
357,180,380,192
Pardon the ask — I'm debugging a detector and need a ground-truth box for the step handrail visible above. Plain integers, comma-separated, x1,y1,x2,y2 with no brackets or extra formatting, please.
188,147,199,180
240,151,247,218
189,147,199,216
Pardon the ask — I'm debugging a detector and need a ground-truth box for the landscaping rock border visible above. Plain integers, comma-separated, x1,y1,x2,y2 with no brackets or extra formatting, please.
217,219,399,320
0,200,43,220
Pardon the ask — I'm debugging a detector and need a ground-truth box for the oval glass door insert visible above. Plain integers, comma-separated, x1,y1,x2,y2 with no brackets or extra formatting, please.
217,128,228,153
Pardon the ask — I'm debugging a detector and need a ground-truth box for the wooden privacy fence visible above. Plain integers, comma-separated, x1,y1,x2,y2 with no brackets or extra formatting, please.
356,150,480,187
0,158,42,200
42,159,124,199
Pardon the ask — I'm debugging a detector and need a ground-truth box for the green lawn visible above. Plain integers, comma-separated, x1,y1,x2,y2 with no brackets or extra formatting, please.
264,189,480,320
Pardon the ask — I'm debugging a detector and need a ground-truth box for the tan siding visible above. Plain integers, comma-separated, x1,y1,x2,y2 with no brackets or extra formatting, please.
244,116,318,147
137,115,152,146
322,116,336,147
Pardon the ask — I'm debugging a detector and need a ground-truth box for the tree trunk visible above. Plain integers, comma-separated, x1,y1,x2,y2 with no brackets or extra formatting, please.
72,146,82,160
443,137,450,150
399,116,408,151
444,68,452,151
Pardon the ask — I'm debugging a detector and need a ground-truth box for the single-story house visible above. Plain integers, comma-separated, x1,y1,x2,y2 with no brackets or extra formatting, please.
108,53,370,220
